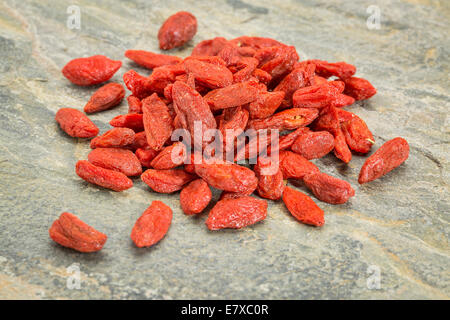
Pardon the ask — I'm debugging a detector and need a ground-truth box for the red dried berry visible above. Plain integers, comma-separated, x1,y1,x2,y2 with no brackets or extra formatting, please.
303,172,355,204
62,55,121,86
55,108,99,138
109,113,144,132
75,160,133,191
291,131,335,160
141,169,195,193
248,108,318,131
204,81,259,111
125,50,182,69
127,95,142,114
88,148,142,176
254,157,285,200
131,201,172,248
308,60,356,80
279,151,320,180
206,196,268,230
84,83,125,113
282,186,324,227
142,93,174,151
49,212,107,253
343,77,377,101
90,128,135,149
158,11,197,50
359,137,409,184
180,179,212,215
150,142,187,170
183,59,233,89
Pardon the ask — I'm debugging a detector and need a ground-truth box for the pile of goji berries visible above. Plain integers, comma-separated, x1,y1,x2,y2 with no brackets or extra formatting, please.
51,11,410,252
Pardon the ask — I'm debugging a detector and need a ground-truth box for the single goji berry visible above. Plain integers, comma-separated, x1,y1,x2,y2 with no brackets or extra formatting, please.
204,81,259,111
341,114,374,154
205,196,268,230
88,148,142,176
271,127,310,153
158,11,197,50
127,131,148,151
191,37,228,56
282,186,324,227
141,169,195,193
150,142,187,170
195,161,258,195
219,107,249,154
62,55,121,86
109,113,144,132
303,172,355,204
123,70,153,99
247,108,318,131
332,93,355,108
49,212,107,252
291,131,335,160
358,137,409,184
292,82,341,109
142,93,174,151
254,45,299,84
279,150,320,179
55,108,99,138
252,68,272,84
247,91,285,120
125,50,182,69
90,128,135,149
84,83,125,113
232,57,259,83
180,179,212,215
75,160,133,191
183,59,233,89
307,60,356,80
131,201,172,248
343,77,377,100
230,36,285,50
254,156,285,200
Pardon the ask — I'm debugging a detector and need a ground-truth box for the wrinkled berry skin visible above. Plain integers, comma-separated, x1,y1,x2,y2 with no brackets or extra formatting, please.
206,197,268,230
135,146,159,168
125,50,182,69
158,11,197,50
279,151,320,180
142,93,174,151
141,169,195,193
291,131,335,160
49,212,107,253
282,186,324,227
254,157,285,200
195,162,258,195
180,179,212,215
84,83,125,113
303,172,355,204
75,160,133,191
343,77,377,101
88,148,142,177
55,108,99,138
131,201,173,248
359,137,409,184
90,128,135,149
62,55,121,86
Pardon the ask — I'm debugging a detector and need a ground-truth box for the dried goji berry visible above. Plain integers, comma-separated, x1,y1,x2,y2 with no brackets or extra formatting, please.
341,114,374,154
55,108,99,138
206,196,268,230
272,127,310,153
146,65,178,94
279,150,320,180
75,160,133,191
62,55,121,86
127,95,142,114
248,108,318,131
232,57,259,83
195,162,258,195
218,191,247,201
254,157,285,200
358,137,409,184
110,113,144,132
135,146,159,168
230,36,285,50
291,131,335,160
142,93,174,151
49,212,107,252
254,45,299,84
204,81,259,111
127,131,148,151
88,148,142,176
219,107,249,154
292,82,341,109
332,93,355,108
123,70,153,99
282,186,324,227
343,77,377,101
307,60,356,80
333,128,352,163
158,11,197,50
248,91,285,119
84,83,125,113
90,128,135,149
125,50,182,69
180,179,212,215
141,169,195,193
252,68,272,84
150,142,187,170
171,81,217,147
183,59,233,89
131,201,172,248
303,172,355,204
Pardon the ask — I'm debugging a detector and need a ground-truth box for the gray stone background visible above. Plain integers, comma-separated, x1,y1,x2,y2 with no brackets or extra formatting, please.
0,0,448,299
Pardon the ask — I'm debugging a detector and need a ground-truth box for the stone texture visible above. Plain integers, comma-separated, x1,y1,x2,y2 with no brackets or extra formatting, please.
0,0,448,299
